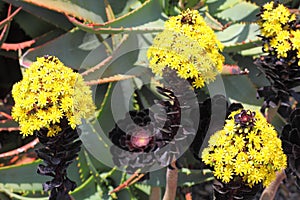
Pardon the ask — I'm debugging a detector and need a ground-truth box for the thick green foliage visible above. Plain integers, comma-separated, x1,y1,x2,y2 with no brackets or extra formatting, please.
0,0,296,199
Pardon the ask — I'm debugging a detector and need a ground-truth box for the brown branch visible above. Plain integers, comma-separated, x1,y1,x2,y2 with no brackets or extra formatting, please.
0,6,34,51
192,1,205,10
0,138,39,158
0,127,20,132
104,0,115,22
66,15,163,33
0,5,22,48
67,0,151,27
163,162,178,200
0,6,22,29
109,170,145,194
222,65,249,75
259,170,286,200
185,192,192,200
1,39,35,51
149,187,161,200
80,54,113,76
85,74,135,86
0,111,13,120
0,4,12,42
80,35,129,77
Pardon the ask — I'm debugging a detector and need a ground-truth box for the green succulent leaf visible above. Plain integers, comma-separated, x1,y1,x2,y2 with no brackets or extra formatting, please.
206,0,240,15
70,176,99,200
69,0,165,34
216,23,260,52
216,1,259,22
13,0,105,23
222,75,263,105
3,0,73,31
204,12,224,31
0,160,45,193
20,28,101,70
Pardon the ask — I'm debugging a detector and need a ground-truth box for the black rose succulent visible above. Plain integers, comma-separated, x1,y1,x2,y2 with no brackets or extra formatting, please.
255,1,300,119
109,69,197,173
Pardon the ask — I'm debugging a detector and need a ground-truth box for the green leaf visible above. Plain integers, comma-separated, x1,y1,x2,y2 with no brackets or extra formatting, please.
216,1,259,22
73,148,91,183
80,33,143,82
231,54,269,88
178,169,214,187
71,176,98,200
79,120,113,172
206,0,240,15
240,46,263,56
222,75,263,105
110,0,143,17
134,184,151,195
13,10,57,38
20,29,101,70
79,83,115,171
3,0,73,31
70,0,165,34
0,160,45,193
204,12,224,31
216,23,260,51
16,0,105,23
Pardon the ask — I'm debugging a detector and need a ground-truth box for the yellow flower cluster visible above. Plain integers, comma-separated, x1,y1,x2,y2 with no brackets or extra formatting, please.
202,109,287,188
12,56,95,137
258,1,300,59
147,9,224,88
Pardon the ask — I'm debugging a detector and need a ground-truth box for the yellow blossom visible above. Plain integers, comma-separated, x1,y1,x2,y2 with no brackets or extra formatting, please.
202,109,287,188
147,9,224,88
258,1,299,61
291,30,300,50
12,56,96,137
263,1,274,11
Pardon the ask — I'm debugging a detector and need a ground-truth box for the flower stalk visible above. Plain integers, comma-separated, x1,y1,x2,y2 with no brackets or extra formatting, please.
11,56,95,200
35,118,81,200
163,162,178,200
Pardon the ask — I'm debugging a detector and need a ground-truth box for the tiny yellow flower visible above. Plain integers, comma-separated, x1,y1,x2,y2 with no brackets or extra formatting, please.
12,56,96,137
258,1,299,62
147,9,224,88
263,1,274,11
291,30,300,50
202,109,287,188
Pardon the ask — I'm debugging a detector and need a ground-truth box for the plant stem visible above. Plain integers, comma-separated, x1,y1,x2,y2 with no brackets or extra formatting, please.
163,162,178,200
149,187,161,200
259,170,286,200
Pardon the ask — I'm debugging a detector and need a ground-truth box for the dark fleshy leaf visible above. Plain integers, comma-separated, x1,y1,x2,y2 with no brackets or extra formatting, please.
35,120,81,199
109,69,197,172
37,164,56,176
281,108,300,187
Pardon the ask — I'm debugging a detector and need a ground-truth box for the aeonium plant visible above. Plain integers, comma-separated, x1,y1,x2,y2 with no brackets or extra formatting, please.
202,109,287,200
11,56,95,200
